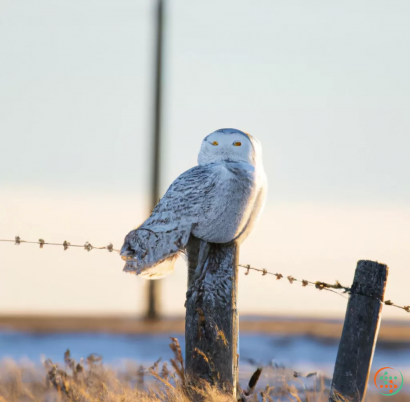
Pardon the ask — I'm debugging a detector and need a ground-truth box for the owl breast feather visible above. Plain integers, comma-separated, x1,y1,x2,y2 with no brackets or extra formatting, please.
191,163,259,243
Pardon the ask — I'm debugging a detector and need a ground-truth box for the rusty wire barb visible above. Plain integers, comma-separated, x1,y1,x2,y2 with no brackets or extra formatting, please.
0,237,408,314
385,299,410,313
238,264,410,314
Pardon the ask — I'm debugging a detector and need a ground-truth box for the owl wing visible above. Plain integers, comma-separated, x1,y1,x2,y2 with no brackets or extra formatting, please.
120,164,217,279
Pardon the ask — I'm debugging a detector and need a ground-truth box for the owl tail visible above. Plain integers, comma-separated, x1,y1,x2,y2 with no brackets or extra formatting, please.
122,254,178,280
120,225,190,280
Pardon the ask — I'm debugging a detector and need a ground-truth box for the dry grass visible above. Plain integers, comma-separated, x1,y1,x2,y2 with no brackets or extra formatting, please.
0,339,235,402
0,339,408,402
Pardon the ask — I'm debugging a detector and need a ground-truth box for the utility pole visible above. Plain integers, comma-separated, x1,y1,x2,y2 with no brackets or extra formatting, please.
146,0,164,320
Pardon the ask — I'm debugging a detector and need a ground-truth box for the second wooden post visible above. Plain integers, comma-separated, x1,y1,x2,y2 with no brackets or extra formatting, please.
329,260,388,402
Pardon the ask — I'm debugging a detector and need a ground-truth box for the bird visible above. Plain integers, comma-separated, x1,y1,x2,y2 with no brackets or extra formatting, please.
120,128,267,279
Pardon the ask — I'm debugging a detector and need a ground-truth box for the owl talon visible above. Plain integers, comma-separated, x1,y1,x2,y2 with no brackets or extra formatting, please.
194,265,204,280
193,241,210,282
194,269,207,284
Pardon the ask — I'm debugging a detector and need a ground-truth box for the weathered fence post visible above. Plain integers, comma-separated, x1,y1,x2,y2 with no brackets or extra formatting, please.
185,236,239,397
329,260,388,402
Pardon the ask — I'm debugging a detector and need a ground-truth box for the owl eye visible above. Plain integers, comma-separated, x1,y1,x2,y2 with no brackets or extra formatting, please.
233,141,242,147
212,141,219,146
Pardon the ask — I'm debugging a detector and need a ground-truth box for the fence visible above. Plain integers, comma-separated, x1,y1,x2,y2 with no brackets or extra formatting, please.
185,242,388,402
0,236,409,401
1,236,408,313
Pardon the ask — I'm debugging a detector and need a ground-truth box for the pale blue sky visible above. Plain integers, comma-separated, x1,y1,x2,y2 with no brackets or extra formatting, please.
1,0,409,318
1,0,409,203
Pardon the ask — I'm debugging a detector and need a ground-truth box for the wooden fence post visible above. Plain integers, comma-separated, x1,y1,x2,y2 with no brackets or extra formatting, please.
329,260,388,402
185,236,239,397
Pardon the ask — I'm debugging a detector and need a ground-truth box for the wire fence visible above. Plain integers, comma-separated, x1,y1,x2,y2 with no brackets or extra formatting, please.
0,236,120,253
237,264,410,313
1,236,409,314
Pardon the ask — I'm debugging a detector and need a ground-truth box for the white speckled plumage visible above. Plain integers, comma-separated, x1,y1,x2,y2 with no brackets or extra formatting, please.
121,128,267,279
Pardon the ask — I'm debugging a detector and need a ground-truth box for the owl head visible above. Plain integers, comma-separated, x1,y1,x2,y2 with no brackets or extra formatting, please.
198,128,263,168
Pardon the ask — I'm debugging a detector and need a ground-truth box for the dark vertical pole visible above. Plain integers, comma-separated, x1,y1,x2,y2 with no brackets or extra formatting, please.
185,237,239,398
329,260,388,402
146,0,164,320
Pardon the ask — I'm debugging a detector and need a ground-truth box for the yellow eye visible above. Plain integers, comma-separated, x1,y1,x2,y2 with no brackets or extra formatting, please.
233,141,242,146
212,141,218,146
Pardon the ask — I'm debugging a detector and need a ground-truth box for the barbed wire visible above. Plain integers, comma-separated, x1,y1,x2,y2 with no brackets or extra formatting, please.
1,236,409,314
238,263,410,314
0,236,120,253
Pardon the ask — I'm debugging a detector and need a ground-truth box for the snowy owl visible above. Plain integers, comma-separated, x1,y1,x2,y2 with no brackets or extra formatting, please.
120,128,267,279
